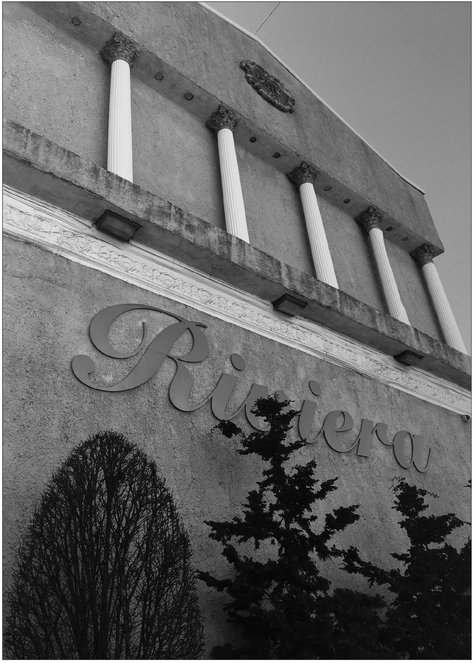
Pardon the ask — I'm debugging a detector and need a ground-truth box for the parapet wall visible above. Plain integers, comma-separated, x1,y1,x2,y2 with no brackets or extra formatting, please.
11,1,441,249
3,120,470,388
3,2,449,344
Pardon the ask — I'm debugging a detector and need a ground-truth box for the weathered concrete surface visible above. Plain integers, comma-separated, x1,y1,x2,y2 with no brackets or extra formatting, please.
2,2,109,169
3,236,471,653
23,0,443,252
387,240,443,341
3,4,470,655
3,120,470,388
236,143,315,276
319,195,383,311
3,2,449,335
320,196,442,341
132,77,225,230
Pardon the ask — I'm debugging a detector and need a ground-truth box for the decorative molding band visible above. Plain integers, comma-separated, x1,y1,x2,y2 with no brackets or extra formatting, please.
240,60,295,113
3,186,470,415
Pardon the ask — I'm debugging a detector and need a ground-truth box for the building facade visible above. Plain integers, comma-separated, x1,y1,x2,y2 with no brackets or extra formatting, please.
3,1,470,653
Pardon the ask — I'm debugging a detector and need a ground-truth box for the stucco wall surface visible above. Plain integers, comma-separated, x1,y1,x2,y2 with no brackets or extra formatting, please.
317,196,383,312
387,240,443,340
236,145,314,275
3,2,108,168
3,3,226,230
131,77,225,230
4,1,449,338
74,0,442,248
11,1,442,252
4,235,470,652
3,123,470,387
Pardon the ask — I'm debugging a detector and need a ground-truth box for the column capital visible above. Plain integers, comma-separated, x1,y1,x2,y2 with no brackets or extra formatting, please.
287,161,318,186
101,31,140,67
411,243,438,266
206,105,239,133
356,206,382,233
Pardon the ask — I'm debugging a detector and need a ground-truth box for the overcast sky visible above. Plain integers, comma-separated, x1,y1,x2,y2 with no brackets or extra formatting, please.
207,1,471,352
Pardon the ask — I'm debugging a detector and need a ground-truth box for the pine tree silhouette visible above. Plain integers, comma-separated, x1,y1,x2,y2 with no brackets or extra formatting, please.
343,478,471,659
199,397,388,659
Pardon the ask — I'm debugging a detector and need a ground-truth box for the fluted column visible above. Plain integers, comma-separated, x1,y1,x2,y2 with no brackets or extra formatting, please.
412,244,467,353
207,105,249,243
357,207,410,324
288,162,338,288
101,32,140,182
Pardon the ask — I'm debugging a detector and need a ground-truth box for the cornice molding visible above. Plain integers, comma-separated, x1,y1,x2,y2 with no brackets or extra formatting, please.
3,186,470,416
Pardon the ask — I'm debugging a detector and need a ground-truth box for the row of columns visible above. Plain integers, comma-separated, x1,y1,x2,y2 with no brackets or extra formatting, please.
99,31,466,355
356,210,466,354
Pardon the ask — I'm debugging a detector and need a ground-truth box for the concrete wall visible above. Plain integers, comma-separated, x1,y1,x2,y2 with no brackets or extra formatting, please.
4,234,470,652
237,147,315,275
3,2,108,167
387,240,442,339
318,196,384,311
131,77,225,230
3,2,447,344
79,0,442,248
2,2,470,654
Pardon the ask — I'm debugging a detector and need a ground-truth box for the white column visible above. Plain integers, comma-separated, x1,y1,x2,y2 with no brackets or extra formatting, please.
217,128,249,242
207,106,249,243
101,32,139,183
288,162,338,288
413,244,467,353
358,207,410,324
107,60,133,180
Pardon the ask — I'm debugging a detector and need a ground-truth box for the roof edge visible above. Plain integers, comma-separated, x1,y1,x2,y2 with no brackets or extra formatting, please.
199,1,426,195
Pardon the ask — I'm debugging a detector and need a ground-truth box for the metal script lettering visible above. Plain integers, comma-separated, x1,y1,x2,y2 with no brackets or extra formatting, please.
353,419,376,458
374,423,392,446
72,304,432,471
322,411,355,453
392,431,414,470
298,380,321,442
412,435,432,473
72,304,209,392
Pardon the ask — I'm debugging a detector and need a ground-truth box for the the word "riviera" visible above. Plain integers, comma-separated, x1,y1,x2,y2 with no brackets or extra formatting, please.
71,304,431,473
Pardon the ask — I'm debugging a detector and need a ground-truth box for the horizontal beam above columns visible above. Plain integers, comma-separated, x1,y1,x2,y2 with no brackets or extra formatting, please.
4,186,470,415
22,1,443,254
3,119,470,389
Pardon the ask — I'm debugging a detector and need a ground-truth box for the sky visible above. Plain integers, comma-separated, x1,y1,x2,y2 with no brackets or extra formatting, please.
207,1,471,353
